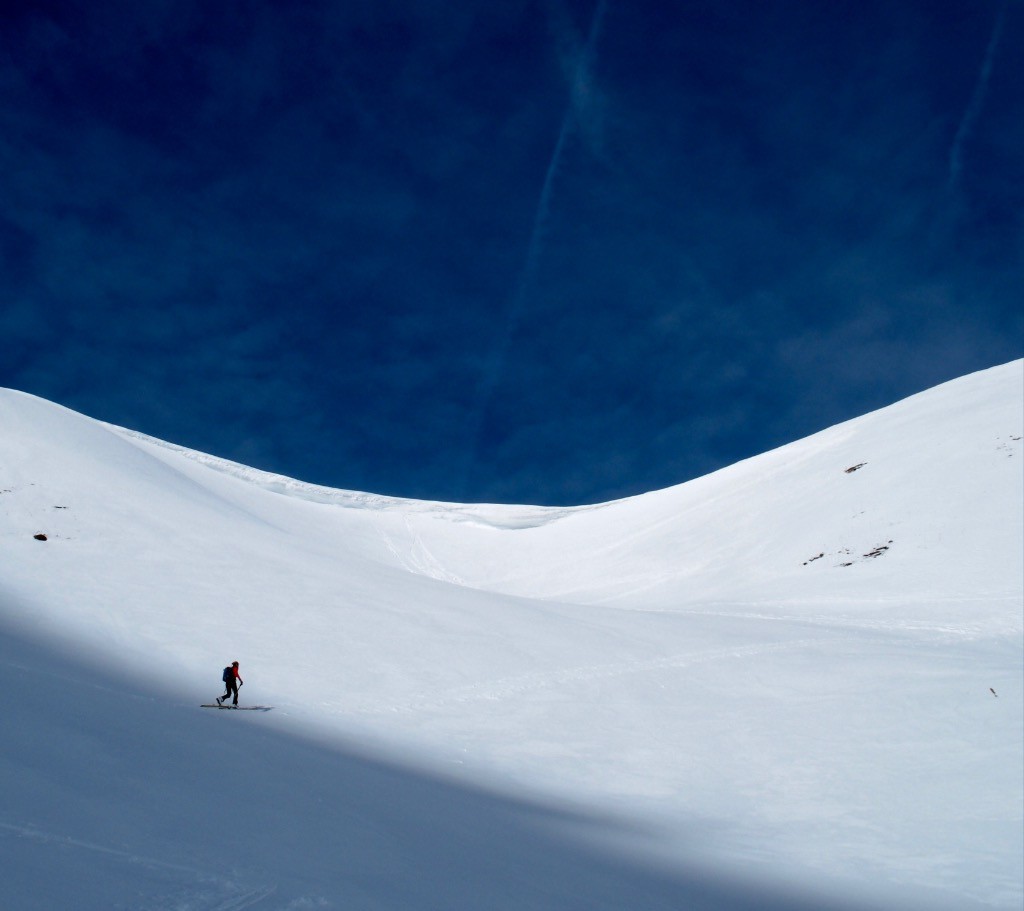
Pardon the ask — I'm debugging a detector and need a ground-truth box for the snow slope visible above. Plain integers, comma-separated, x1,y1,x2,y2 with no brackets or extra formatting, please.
1,360,1021,910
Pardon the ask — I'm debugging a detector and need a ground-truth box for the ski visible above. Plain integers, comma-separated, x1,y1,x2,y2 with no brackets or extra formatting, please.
200,704,273,711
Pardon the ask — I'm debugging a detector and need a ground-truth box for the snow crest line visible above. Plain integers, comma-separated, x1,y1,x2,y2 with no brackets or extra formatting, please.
114,422,592,530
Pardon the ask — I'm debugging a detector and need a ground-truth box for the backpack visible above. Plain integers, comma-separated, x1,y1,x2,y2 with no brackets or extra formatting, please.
222,666,233,683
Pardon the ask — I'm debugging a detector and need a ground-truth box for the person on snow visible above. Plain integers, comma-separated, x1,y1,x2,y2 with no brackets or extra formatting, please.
217,661,243,706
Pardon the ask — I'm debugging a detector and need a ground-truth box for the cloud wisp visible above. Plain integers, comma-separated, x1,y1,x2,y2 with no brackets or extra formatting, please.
948,0,1008,188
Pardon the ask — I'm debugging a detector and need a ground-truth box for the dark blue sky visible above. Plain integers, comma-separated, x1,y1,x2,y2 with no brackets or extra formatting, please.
2,1,1021,505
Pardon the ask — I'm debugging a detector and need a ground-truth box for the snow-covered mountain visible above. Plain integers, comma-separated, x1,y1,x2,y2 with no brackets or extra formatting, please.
1,360,1021,910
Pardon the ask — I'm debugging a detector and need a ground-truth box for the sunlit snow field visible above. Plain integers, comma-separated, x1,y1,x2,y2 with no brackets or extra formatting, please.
1,360,1021,910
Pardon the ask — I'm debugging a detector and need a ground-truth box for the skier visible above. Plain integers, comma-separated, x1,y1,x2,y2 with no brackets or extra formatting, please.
217,661,243,706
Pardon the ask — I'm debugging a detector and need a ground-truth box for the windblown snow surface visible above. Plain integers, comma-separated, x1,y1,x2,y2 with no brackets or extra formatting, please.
1,360,1021,911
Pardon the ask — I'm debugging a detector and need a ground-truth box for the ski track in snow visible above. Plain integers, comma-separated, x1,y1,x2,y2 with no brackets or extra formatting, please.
393,514,470,587
0,822,279,910
343,637,841,716
611,597,1023,639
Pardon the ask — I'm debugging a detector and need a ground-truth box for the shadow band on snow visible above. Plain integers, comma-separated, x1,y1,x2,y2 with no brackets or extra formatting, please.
0,611,881,911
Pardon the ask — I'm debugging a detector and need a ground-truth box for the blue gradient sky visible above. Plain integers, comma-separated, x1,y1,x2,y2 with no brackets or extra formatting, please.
2,0,1021,505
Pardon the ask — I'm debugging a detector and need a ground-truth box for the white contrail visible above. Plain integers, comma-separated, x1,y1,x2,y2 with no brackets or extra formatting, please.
518,0,609,299
948,1,1008,187
460,0,609,499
